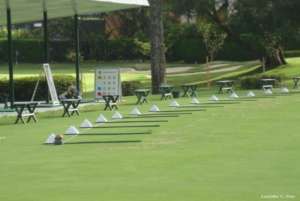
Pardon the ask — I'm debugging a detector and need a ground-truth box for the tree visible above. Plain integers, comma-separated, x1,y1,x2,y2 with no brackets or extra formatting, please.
112,8,149,39
197,19,227,62
197,19,227,87
231,0,300,68
149,0,166,93
169,0,300,70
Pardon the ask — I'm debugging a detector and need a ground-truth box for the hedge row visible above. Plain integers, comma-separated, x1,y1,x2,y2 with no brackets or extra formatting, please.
167,39,259,63
0,37,148,63
0,76,145,100
285,50,300,58
0,75,289,100
0,39,262,64
239,75,284,89
1,36,299,64
0,76,75,101
122,81,144,96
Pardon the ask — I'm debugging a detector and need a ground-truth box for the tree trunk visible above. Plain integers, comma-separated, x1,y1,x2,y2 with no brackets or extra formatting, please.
264,48,287,70
149,0,166,94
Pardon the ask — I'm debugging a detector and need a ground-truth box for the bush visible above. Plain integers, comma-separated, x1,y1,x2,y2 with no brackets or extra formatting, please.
166,24,206,63
240,75,284,89
0,39,43,63
122,81,144,96
0,39,72,63
217,38,258,61
0,75,75,101
0,38,147,63
285,50,300,58
165,24,259,63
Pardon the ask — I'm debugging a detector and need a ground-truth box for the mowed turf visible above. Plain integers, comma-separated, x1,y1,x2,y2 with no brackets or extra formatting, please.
0,92,299,201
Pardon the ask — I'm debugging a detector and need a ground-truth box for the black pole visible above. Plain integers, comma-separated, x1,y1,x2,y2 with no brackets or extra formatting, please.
43,10,49,63
6,6,14,108
74,14,80,95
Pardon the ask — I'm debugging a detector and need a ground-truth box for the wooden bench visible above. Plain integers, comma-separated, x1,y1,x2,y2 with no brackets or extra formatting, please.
262,85,273,90
260,79,277,91
221,87,234,93
216,80,234,94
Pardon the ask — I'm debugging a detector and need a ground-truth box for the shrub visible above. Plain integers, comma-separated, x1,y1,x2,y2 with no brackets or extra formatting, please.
165,24,259,63
166,24,206,63
0,75,75,101
122,81,144,96
217,38,258,61
0,39,43,63
0,38,148,63
239,75,284,89
285,50,300,58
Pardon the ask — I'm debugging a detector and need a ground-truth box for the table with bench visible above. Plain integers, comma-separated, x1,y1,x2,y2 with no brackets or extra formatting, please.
61,99,81,117
14,102,38,124
260,78,277,91
181,84,198,97
293,77,300,89
135,89,150,105
102,95,119,111
159,84,174,100
216,80,234,94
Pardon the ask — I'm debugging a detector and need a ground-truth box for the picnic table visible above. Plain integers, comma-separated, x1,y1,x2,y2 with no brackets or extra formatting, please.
14,102,38,124
135,89,150,105
102,95,119,111
260,78,277,90
159,84,174,100
216,80,234,94
61,99,81,117
181,84,198,97
292,77,300,89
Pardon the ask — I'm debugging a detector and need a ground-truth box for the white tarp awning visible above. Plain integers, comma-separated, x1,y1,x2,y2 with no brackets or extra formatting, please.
0,0,149,25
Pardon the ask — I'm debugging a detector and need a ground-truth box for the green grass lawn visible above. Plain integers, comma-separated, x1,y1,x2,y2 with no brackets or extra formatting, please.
0,90,299,201
264,57,300,78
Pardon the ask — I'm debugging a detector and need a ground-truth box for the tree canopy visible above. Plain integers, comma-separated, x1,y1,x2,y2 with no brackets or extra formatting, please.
169,0,300,69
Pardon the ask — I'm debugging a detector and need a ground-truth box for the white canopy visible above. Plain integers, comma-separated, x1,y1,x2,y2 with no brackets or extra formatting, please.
0,0,149,25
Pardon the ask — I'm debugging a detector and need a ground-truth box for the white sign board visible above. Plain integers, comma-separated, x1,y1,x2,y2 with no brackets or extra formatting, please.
95,69,122,99
43,64,60,105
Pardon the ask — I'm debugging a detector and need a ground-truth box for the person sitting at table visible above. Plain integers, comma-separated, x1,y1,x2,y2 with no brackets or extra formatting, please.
59,85,81,100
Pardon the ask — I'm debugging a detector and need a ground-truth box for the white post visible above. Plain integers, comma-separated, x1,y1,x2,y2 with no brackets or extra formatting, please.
206,56,211,88
262,57,266,73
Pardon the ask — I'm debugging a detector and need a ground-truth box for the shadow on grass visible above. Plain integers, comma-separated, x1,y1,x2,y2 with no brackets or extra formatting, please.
90,124,160,128
124,115,179,119
101,120,169,123
201,102,240,105
64,140,142,145
147,111,201,115
80,131,152,136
